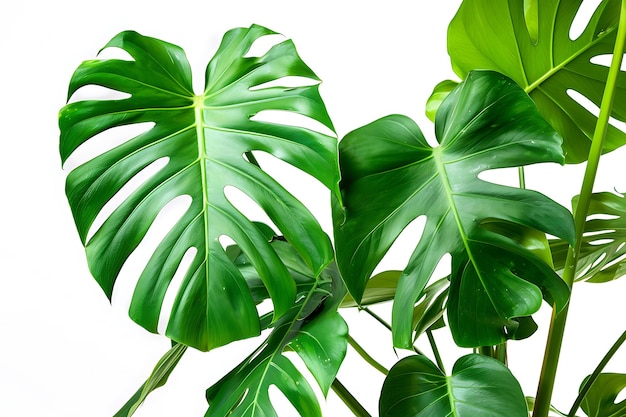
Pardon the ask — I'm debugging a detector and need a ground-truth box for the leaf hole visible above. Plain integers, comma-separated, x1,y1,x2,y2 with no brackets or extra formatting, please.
586,213,620,221
615,386,626,404
588,238,614,246
256,298,274,317
63,122,155,171
567,89,626,133
244,34,287,58
249,76,319,91
98,46,134,61
67,84,131,104
250,110,336,138
111,194,193,312
584,229,616,237
589,252,607,269
477,167,521,187
86,157,169,243
218,235,237,252
158,246,198,334
570,0,603,40
590,54,626,71
224,185,279,235
372,215,427,276
268,384,302,416
250,151,332,237
601,252,626,272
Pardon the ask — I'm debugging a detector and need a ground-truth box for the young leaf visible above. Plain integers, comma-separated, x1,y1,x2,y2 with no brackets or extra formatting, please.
334,70,574,348
379,354,528,417
580,373,626,417
205,267,348,416
58,26,339,351
114,343,187,417
448,0,626,163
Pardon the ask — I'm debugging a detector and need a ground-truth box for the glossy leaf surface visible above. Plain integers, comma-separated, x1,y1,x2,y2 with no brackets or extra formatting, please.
205,265,347,416
551,192,626,282
335,70,574,348
114,343,187,417
448,0,626,163
580,373,626,417
379,354,527,417
59,26,338,351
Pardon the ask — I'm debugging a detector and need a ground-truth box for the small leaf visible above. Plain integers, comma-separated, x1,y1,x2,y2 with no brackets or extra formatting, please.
447,0,626,163
425,79,459,122
379,354,528,417
580,373,626,417
114,343,187,417
340,270,402,308
551,191,626,283
205,265,347,416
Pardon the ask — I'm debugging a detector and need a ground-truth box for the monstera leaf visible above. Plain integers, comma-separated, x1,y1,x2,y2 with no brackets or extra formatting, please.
205,266,347,417
379,354,528,417
114,343,187,417
58,26,339,351
551,191,626,282
580,373,626,417
447,0,626,163
334,70,574,348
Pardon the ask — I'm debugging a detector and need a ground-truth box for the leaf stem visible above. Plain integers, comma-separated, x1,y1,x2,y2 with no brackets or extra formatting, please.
347,334,389,375
567,330,626,417
362,307,426,355
532,3,626,416
426,330,446,373
331,378,372,417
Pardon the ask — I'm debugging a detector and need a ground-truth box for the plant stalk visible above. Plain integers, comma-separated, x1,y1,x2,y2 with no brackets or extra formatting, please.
347,334,389,375
532,3,626,416
426,330,446,373
567,330,626,417
331,378,372,417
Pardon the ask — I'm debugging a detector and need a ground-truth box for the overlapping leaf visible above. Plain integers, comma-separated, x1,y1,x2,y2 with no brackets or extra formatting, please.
379,354,528,417
580,373,626,417
205,265,347,417
334,70,574,348
551,191,626,282
59,26,339,351
447,0,626,163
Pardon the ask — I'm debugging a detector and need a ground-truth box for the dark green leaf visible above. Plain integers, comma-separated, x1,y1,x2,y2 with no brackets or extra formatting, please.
334,70,574,348
580,373,626,417
59,26,339,351
205,266,347,416
448,0,626,163
379,354,528,417
114,343,187,417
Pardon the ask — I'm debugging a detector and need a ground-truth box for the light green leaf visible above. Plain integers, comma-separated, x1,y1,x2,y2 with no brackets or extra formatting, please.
448,0,626,163
580,373,626,417
205,265,347,416
425,79,459,122
340,270,402,308
114,343,187,417
334,70,574,348
379,354,528,417
551,191,626,282
58,26,339,351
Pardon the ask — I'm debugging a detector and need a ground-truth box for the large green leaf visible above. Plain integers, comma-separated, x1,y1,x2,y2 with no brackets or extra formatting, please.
379,354,528,417
205,266,347,416
580,373,626,417
551,192,626,282
334,70,574,348
114,343,187,417
58,26,339,351
447,0,626,163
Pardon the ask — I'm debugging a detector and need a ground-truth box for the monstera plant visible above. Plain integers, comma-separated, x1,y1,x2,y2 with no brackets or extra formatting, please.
58,1,626,416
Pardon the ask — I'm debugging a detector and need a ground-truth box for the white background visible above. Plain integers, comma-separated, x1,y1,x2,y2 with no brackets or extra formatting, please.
1,0,625,416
